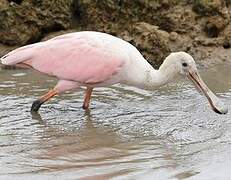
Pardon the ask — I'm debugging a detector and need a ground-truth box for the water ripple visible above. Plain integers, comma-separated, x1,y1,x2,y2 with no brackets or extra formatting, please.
0,65,231,179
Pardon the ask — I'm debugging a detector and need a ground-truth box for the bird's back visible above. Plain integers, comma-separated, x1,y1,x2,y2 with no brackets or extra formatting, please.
1,31,135,84
1,31,129,65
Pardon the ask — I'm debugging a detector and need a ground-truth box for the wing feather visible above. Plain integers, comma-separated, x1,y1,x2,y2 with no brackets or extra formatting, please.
1,32,126,84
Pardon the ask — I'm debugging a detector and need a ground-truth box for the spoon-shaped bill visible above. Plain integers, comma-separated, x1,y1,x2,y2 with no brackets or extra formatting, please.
187,70,228,114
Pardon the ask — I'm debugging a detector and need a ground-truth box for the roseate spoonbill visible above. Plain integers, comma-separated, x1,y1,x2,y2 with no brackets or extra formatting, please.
1,31,228,114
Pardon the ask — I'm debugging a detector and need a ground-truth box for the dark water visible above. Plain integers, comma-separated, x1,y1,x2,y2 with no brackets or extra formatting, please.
0,63,231,180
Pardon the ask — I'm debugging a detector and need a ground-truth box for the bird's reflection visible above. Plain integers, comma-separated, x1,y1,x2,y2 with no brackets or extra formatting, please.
31,111,46,125
29,110,186,178
31,109,93,126
30,109,125,168
29,111,133,180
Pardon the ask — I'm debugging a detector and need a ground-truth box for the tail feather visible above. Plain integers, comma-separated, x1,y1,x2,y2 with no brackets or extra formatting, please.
1,44,37,65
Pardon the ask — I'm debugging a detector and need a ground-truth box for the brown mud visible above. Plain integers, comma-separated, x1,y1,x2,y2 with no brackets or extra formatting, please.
0,0,231,68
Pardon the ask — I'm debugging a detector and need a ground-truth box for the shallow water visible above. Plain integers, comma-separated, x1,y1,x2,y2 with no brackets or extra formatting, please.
0,63,231,180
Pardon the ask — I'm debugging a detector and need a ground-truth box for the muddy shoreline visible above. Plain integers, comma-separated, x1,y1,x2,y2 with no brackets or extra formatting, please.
0,0,230,68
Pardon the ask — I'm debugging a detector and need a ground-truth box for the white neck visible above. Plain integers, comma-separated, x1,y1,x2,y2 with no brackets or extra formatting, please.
143,66,177,90
126,57,179,90
121,50,180,90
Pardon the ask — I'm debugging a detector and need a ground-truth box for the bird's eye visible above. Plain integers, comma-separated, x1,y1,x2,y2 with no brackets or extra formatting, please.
182,62,188,67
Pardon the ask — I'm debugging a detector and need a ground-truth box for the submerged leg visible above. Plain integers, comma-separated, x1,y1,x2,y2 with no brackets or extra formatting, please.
82,87,93,109
31,89,58,112
31,80,79,112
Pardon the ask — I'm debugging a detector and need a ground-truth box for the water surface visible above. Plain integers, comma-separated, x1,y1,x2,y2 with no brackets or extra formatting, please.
0,63,231,180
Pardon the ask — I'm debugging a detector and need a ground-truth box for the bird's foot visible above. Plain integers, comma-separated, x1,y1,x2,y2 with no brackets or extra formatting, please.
82,105,88,110
31,100,43,112
82,104,89,110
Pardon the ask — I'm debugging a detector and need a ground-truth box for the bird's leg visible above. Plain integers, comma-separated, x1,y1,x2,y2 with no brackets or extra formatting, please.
31,89,58,112
82,87,93,109
31,80,79,112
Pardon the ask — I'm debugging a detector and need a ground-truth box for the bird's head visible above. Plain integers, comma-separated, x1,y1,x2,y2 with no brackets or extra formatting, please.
162,51,228,114
163,51,197,76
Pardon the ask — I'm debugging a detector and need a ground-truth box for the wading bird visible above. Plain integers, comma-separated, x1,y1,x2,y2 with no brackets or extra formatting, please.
0,31,228,114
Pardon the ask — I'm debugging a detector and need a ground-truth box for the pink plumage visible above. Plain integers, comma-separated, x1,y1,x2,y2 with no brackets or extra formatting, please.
2,32,126,84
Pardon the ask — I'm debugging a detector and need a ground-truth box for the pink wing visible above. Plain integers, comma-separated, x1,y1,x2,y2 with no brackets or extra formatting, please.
1,33,126,84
